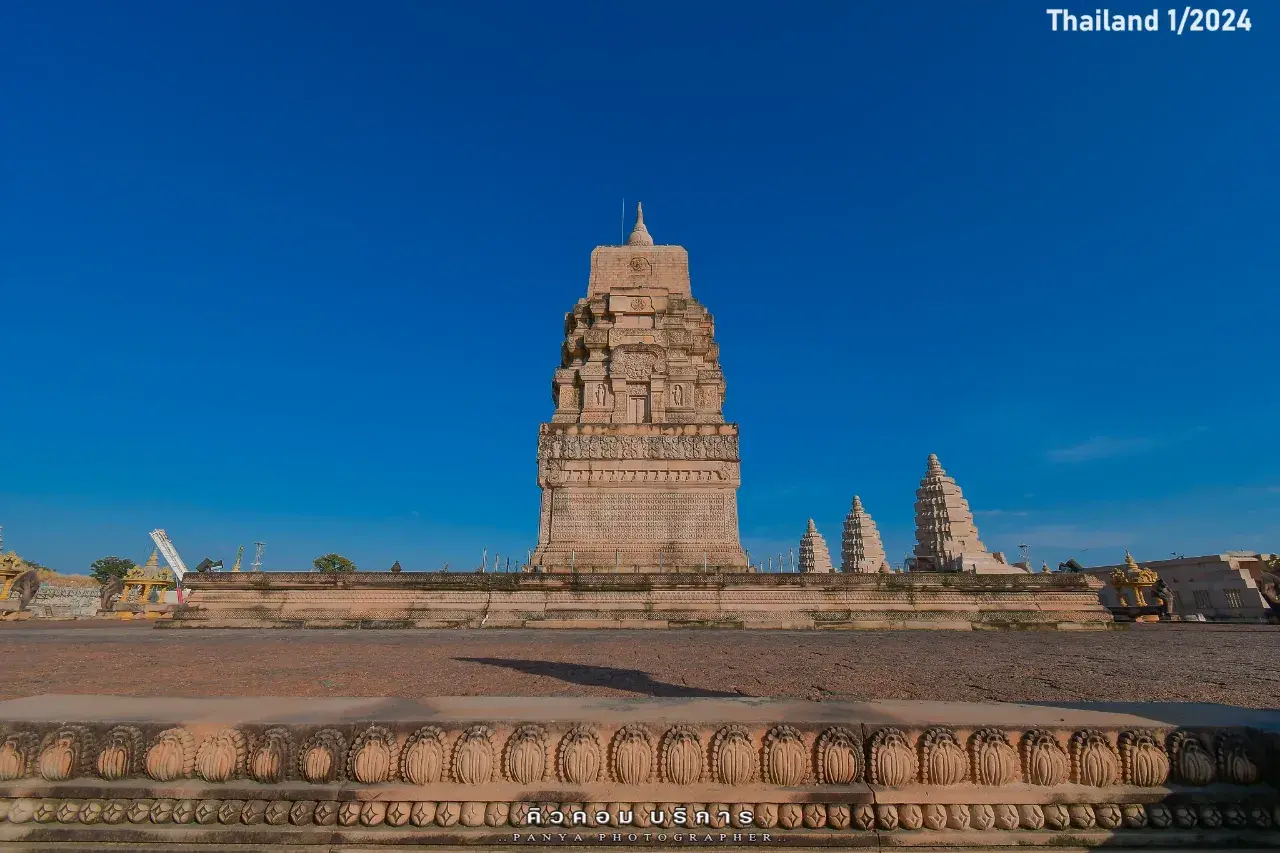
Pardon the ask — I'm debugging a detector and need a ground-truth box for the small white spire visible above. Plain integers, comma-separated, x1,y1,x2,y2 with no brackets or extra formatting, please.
627,202,654,246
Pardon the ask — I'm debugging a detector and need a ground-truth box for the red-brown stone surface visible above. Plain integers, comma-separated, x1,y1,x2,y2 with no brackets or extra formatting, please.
1,622,1276,707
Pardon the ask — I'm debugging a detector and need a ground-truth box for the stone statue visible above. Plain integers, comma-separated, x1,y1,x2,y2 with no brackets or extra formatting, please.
99,576,124,612
594,384,606,406
1152,577,1174,619
10,570,40,611
1257,572,1280,613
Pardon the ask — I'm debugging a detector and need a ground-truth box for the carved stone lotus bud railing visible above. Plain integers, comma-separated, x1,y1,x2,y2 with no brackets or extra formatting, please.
0,695,1276,849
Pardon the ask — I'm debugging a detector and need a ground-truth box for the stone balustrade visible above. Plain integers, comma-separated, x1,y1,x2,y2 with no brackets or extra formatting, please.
0,696,1276,849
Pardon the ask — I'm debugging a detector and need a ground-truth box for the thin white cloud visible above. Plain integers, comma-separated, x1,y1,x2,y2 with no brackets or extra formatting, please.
998,524,1132,549
974,509,1029,518
1047,435,1154,463
1048,427,1209,464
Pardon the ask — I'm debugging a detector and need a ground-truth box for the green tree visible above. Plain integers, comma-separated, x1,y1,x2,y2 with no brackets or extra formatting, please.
89,556,135,585
313,553,357,573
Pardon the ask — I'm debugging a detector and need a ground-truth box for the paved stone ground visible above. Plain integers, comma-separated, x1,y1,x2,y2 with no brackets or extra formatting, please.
1,623,1277,707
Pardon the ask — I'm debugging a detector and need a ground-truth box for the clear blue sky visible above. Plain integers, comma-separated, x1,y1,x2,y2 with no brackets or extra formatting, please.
2,1,1276,574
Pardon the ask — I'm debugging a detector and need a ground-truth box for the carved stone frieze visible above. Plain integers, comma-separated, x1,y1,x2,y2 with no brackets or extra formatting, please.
1021,729,1070,786
348,726,398,784
969,728,1019,785
401,726,446,785
298,729,345,784
145,728,195,782
452,726,496,785
96,726,143,781
609,724,655,785
538,433,739,462
247,728,291,784
557,725,602,784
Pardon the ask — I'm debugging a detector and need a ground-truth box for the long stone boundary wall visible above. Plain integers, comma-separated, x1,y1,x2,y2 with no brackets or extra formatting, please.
0,696,1277,850
170,571,1115,630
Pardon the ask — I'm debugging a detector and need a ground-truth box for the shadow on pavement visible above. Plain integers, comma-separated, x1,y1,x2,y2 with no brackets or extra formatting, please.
456,657,743,698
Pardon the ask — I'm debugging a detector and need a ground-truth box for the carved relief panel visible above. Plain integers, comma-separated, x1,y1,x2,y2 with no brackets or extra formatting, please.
557,384,580,411
588,382,611,409
611,346,664,382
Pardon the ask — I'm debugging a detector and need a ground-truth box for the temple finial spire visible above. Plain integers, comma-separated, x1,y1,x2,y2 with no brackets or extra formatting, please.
627,202,654,246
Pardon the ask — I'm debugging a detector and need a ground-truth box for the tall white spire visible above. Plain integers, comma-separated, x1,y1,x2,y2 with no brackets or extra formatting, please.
626,202,654,246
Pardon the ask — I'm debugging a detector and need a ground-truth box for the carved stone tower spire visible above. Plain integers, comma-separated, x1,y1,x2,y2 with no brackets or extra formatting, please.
841,495,890,573
627,202,654,247
798,519,835,574
913,454,1024,574
530,204,746,573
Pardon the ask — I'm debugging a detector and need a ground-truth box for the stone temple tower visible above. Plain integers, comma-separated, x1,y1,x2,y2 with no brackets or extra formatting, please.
798,519,835,574
530,205,748,572
841,495,891,573
912,454,1024,574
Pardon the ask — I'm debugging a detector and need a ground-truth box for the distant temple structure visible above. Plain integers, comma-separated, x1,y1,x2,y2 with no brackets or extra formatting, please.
798,519,834,573
530,204,747,572
912,454,1024,574
1083,551,1277,622
841,495,891,572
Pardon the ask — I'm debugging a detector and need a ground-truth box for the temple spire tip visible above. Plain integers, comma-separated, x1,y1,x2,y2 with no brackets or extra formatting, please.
626,201,654,246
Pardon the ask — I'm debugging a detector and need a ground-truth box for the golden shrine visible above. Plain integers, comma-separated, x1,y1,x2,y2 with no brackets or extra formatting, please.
112,551,177,619
0,551,39,620
0,552,26,600
1110,551,1162,621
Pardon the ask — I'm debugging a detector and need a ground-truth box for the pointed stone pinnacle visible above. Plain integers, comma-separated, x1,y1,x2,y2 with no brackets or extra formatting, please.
144,550,159,570
799,519,834,573
843,495,890,573
627,201,654,246
912,455,1025,573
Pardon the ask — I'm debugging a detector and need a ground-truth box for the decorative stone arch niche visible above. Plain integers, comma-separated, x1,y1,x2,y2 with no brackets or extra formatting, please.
610,343,667,424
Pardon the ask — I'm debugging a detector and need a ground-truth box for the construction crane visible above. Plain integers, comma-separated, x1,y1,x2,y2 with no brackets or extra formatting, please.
149,529,190,582
230,545,244,573
251,542,265,573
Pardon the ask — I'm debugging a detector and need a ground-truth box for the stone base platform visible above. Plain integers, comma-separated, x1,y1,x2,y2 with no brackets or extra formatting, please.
167,572,1115,630
0,695,1277,850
